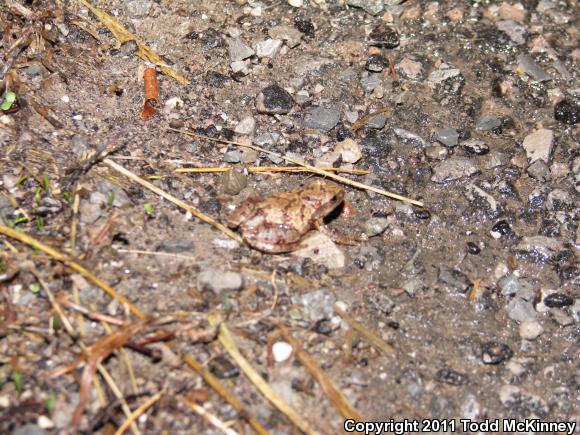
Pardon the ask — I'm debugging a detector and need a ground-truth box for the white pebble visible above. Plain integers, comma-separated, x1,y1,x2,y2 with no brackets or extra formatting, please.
61,95,70,103
519,320,544,340
288,0,303,7
272,341,293,362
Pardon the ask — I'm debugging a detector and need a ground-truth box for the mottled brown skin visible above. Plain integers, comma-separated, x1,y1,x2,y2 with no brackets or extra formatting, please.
227,179,345,253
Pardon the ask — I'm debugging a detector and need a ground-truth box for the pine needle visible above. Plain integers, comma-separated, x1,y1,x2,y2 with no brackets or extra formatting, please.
209,315,320,435
0,224,145,319
102,158,243,245
167,128,424,207
333,304,395,356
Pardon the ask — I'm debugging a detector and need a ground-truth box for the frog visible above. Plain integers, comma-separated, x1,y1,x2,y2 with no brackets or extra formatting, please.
227,179,346,253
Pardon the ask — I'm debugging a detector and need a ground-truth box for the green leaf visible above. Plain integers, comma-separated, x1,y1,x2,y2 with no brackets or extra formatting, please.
50,315,61,331
144,202,154,215
45,392,57,415
30,283,41,294
11,371,23,394
1,92,16,111
42,173,50,192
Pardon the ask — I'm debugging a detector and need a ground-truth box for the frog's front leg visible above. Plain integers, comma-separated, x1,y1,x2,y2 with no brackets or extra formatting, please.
313,220,365,246
226,194,261,228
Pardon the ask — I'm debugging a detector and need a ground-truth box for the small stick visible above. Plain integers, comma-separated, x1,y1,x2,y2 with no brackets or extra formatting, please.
184,399,239,435
168,128,423,207
333,304,395,356
175,166,369,175
102,158,243,244
209,315,320,435
29,97,63,129
114,392,163,435
277,324,364,422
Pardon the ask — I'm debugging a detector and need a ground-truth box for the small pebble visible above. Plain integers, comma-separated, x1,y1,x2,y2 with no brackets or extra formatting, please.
467,242,481,255
362,217,389,237
481,342,513,364
365,55,387,72
303,107,340,132
543,293,574,308
334,138,362,163
462,139,490,155
490,220,511,239
437,127,459,147
414,210,430,220
234,116,256,135
197,268,243,294
272,341,293,362
519,320,544,340
256,84,294,115
522,129,553,163
209,355,240,379
368,23,399,47
554,99,579,125
476,115,502,131
437,368,469,386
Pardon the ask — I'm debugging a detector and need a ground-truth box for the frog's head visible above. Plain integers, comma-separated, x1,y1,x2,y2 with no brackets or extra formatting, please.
301,179,345,217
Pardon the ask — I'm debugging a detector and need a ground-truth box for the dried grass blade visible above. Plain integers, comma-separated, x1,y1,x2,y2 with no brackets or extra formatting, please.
333,304,395,356
184,399,239,435
0,224,145,319
277,324,364,422
183,354,269,435
167,129,423,207
114,392,163,435
78,0,189,84
102,158,243,244
209,315,320,435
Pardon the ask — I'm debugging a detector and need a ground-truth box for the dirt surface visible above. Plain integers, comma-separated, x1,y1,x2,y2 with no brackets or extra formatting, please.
0,0,579,433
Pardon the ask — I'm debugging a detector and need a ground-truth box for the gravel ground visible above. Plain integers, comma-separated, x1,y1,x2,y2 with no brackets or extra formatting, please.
0,0,578,433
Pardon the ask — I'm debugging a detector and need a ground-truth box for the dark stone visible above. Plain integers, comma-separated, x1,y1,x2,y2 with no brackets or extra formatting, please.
463,140,490,155
414,209,431,220
312,319,333,335
368,24,400,49
539,219,560,237
199,198,221,215
492,220,511,237
543,293,574,308
467,242,481,255
554,99,579,125
437,368,469,386
294,16,315,37
481,342,513,364
205,71,229,88
201,28,224,50
256,84,294,115
209,355,240,379
335,123,353,141
365,54,387,72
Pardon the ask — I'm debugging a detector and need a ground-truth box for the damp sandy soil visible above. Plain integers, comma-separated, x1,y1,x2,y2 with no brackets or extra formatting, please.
0,0,578,433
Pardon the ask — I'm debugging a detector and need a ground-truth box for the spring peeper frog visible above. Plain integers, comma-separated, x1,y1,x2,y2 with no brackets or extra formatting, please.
227,179,345,253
